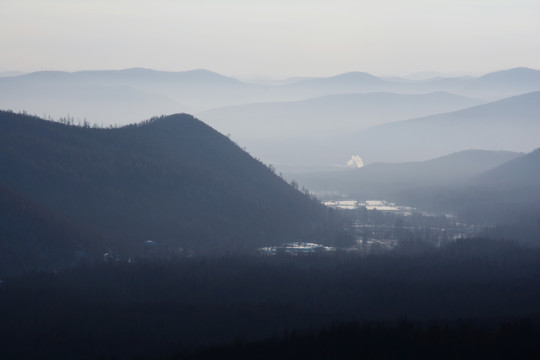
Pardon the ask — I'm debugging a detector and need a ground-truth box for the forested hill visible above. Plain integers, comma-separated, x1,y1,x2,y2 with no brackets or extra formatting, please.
0,182,104,276
0,111,342,269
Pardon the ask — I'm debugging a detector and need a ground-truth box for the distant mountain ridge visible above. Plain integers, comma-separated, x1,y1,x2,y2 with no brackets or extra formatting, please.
2,66,539,171
338,91,540,164
291,71,387,87
199,91,482,142
0,68,256,121
203,90,539,170
17,68,241,84
2,66,539,127
476,67,540,85
283,67,540,100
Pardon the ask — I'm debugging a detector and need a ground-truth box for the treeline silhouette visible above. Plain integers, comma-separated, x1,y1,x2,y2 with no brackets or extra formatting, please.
2,239,540,359
183,320,540,360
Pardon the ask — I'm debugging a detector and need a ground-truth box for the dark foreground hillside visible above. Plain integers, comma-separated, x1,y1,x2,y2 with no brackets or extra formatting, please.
2,240,540,359
186,320,540,360
0,110,344,274
0,182,103,275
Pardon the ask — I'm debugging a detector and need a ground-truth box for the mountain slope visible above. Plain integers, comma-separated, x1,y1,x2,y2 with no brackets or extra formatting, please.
379,149,540,230
0,111,341,262
293,150,522,199
420,67,540,99
0,182,103,276
472,148,540,191
199,92,482,141
340,91,540,164
473,67,540,89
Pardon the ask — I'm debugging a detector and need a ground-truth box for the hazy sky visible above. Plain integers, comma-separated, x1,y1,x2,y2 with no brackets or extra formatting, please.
1,0,539,77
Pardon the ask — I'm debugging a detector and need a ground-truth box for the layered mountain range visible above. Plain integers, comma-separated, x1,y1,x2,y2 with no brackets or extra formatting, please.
3,67,540,170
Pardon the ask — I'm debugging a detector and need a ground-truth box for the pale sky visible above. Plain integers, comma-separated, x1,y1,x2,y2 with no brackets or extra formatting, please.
1,0,539,77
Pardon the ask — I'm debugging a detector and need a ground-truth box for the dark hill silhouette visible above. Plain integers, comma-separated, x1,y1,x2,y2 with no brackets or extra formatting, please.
0,111,342,265
0,182,104,276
